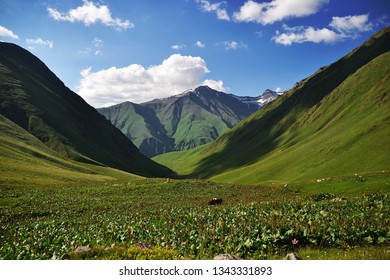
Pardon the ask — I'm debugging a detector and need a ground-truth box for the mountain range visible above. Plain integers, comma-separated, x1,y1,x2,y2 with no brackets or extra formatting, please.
0,42,174,180
98,86,279,157
1,27,389,186
154,26,390,183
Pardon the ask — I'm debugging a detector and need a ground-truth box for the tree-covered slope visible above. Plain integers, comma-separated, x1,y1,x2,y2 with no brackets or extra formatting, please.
0,42,174,178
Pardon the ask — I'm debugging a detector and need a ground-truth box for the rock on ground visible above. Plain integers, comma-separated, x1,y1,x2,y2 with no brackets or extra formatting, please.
284,252,301,260
73,245,91,254
214,254,242,260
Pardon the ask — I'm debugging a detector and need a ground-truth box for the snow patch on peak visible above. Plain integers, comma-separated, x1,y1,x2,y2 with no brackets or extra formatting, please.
160,87,280,108
230,89,279,108
257,89,279,105
177,88,195,97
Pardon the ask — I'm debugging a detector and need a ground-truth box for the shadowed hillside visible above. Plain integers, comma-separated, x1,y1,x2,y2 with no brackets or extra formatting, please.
154,27,390,183
0,42,174,178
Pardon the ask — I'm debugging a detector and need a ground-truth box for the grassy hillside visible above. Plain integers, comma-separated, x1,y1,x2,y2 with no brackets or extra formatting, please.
154,27,390,183
98,102,173,152
98,86,262,157
0,114,140,186
212,52,390,183
0,42,174,178
98,101,176,157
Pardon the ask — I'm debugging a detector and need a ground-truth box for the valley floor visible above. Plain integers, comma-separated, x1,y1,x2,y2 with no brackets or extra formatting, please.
0,173,389,260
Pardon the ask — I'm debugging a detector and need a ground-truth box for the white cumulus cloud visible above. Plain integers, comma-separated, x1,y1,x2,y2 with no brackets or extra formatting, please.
0,25,19,39
77,54,225,107
196,0,230,21
233,0,328,25
202,79,228,92
273,14,374,45
47,0,133,31
26,37,54,48
330,14,373,34
273,25,341,45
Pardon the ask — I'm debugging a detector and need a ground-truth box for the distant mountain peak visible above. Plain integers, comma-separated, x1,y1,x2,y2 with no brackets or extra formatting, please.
177,85,221,97
176,86,280,108
195,85,214,92
99,84,281,157
148,86,280,108
229,89,279,108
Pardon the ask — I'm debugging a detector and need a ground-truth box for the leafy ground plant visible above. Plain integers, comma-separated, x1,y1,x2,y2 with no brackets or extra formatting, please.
0,179,388,260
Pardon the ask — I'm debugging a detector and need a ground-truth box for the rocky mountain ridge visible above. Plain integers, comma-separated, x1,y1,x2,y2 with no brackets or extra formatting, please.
98,86,279,157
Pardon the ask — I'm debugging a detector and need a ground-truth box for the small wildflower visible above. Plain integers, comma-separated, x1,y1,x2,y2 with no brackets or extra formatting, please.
292,238,299,245
139,242,151,249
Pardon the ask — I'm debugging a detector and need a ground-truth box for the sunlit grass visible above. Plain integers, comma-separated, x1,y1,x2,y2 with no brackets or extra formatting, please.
1,178,388,260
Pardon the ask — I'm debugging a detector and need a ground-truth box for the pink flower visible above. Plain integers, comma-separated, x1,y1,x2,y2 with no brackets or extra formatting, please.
139,242,151,249
292,238,299,245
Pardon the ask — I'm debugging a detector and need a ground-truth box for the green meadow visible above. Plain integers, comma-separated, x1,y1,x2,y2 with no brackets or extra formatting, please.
1,174,389,260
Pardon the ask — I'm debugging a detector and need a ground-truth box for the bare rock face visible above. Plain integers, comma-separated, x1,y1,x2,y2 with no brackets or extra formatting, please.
214,254,242,260
284,252,301,260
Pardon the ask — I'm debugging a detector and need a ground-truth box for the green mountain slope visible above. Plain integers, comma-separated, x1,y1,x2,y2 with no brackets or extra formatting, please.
154,27,390,183
0,114,141,185
0,42,174,178
98,86,270,157
98,101,175,157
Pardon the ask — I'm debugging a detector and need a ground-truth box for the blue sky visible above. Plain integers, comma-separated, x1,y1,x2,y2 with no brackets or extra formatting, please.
0,0,389,107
